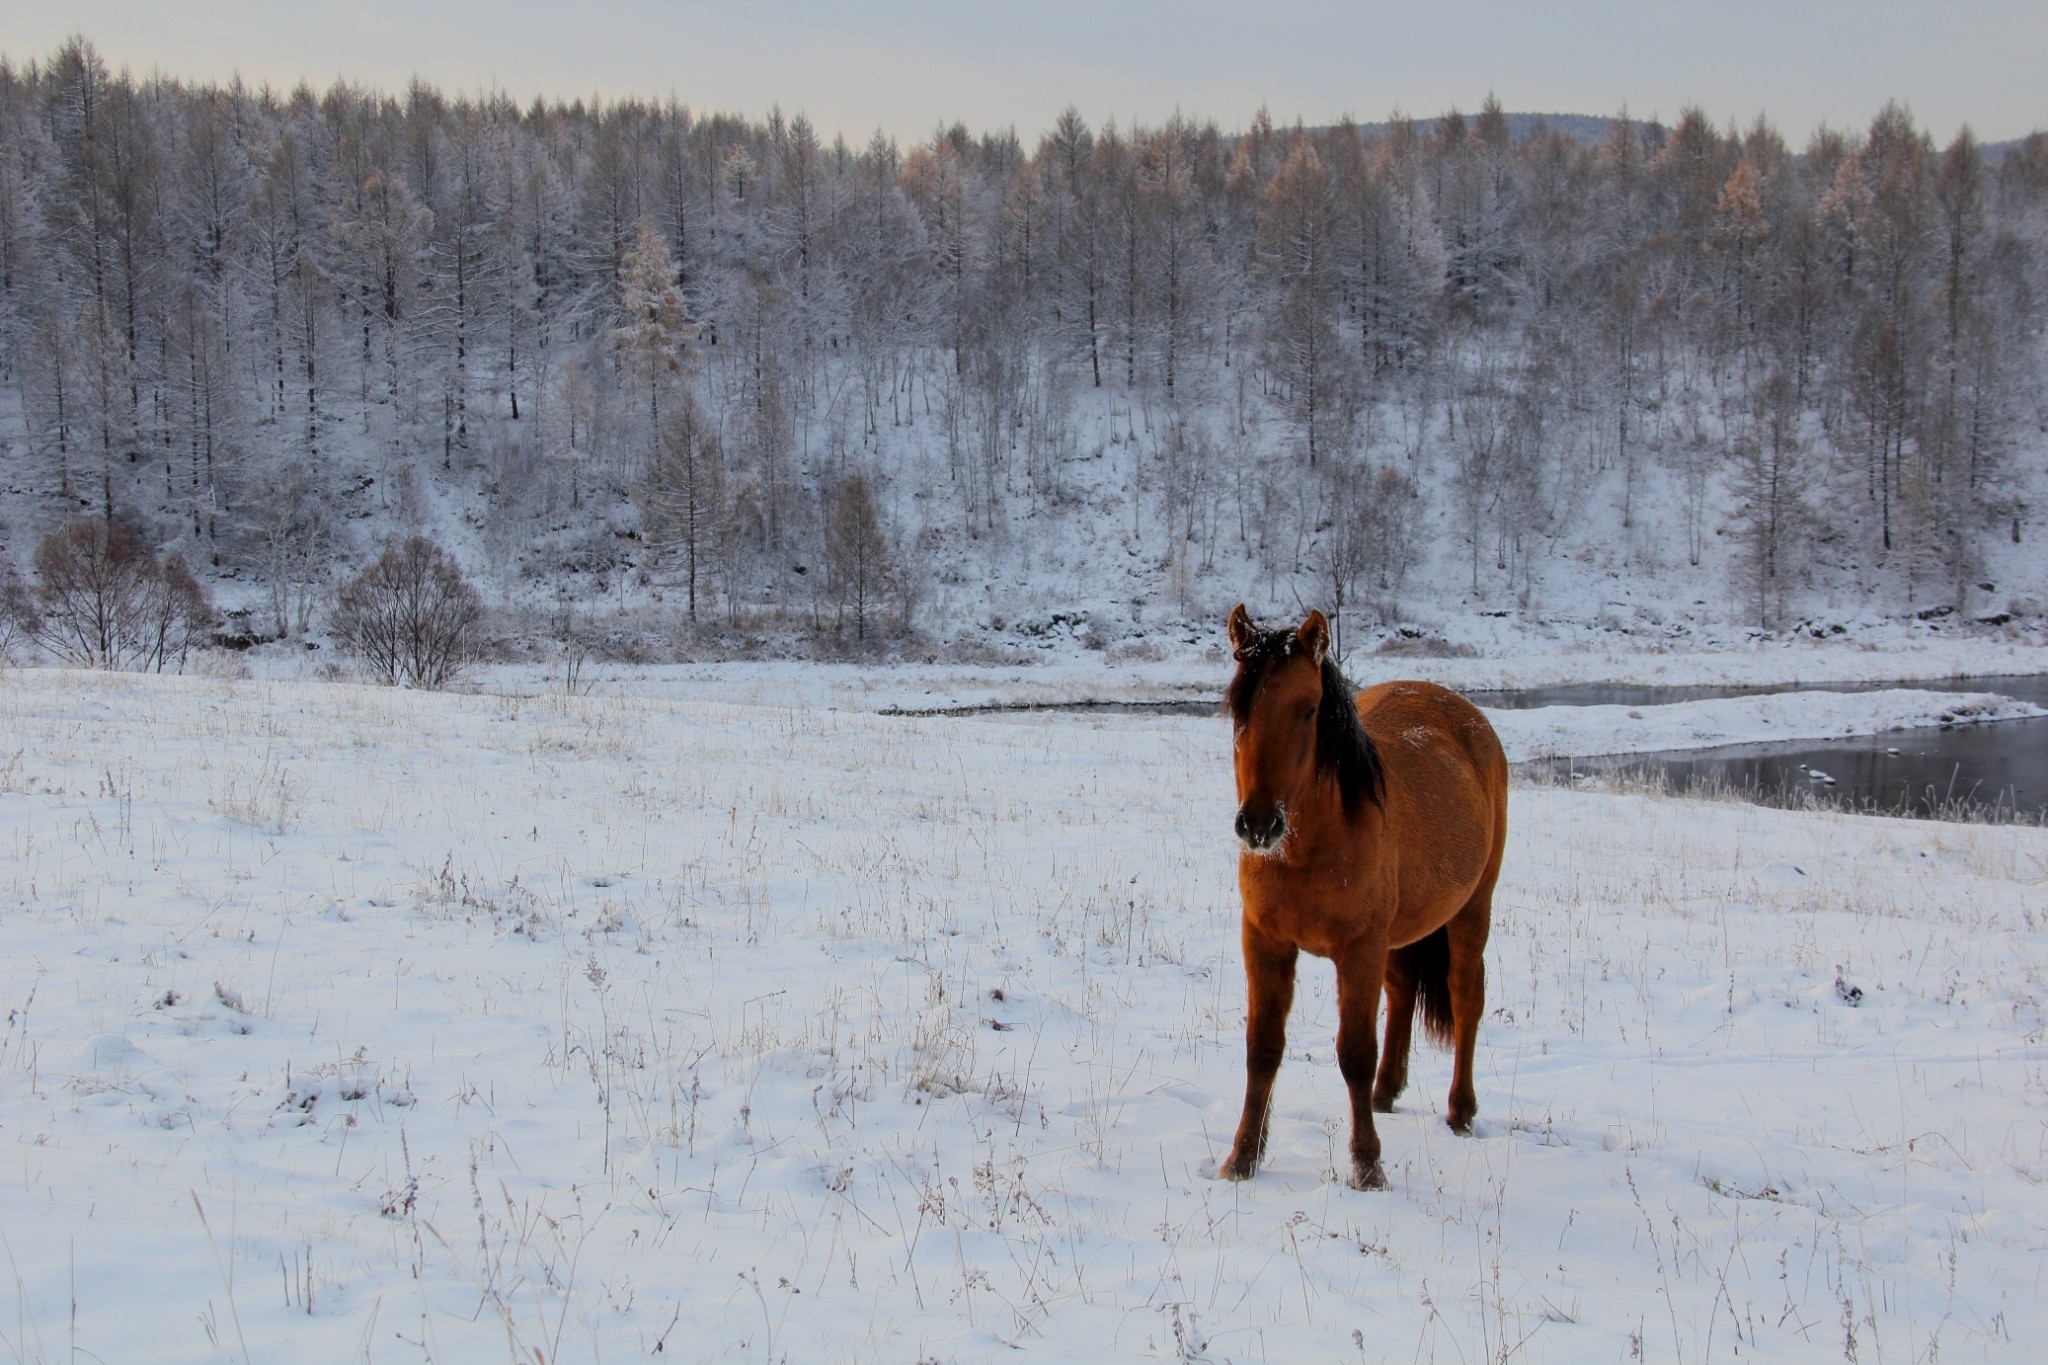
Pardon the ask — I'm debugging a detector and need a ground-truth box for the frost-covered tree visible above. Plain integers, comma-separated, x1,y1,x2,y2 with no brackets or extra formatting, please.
330,164,432,409
614,221,698,470
1260,141,1339,465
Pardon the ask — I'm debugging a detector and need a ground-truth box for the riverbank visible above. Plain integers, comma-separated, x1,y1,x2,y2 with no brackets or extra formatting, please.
374,626,2048,713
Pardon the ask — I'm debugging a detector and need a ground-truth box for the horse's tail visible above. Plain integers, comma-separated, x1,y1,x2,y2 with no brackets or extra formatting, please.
1391,926,1456,1050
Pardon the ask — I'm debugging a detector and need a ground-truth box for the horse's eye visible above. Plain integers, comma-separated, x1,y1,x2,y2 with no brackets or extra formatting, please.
1302,706,1316,723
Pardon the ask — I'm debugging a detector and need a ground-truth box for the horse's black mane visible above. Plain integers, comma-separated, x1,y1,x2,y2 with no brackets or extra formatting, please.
1224,624,1386,811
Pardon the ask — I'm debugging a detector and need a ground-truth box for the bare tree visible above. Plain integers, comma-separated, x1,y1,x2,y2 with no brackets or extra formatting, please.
638,389,725,620
332,536,486,688
825,470,893,642
1452,375,1507,592
27,517,216,671
1360,464,1421,620
1310,454,1370,659
1729,372,1806,626
258,472,328,639
1848,304,1913,553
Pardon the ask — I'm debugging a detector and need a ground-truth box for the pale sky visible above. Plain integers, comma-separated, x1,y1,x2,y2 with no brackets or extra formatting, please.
1,0,2040,148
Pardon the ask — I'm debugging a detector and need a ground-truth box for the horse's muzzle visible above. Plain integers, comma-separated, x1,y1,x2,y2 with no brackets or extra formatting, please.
1235,801,1286,852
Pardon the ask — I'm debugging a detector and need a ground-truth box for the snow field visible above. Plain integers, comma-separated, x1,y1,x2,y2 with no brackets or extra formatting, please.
1,668,2045,1362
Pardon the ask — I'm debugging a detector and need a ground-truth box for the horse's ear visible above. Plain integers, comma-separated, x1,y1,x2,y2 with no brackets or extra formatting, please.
1299,610,1330,667
1227,604,1255,659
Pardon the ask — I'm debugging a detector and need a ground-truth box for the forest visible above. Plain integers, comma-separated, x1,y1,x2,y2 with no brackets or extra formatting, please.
1,37,2043,659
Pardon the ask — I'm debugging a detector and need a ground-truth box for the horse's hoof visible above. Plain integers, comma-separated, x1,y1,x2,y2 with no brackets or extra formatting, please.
1348,1161,1387,1191
1217,1157,1256,1182
1449,1119,1473,1136
1372,1096,1397,1114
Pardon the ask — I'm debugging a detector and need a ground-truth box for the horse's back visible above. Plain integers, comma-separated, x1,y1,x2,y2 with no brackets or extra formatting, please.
1355,680,1508,937
1355,680,1507,792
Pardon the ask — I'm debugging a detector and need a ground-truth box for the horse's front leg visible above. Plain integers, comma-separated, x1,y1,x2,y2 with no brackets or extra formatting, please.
1335,937,1390,1190
1219,924,1297,1181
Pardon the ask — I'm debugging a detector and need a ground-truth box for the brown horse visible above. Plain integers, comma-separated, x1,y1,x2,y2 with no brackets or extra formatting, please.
1217,605,1508,1190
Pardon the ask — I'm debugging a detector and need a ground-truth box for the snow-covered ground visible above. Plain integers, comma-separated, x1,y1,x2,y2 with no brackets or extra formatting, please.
3,664,2046,1362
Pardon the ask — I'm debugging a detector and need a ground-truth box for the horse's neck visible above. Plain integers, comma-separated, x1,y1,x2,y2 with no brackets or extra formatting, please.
1284,794,1380,865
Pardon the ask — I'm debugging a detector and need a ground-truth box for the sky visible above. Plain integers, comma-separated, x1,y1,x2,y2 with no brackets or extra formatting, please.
0,0,2041,148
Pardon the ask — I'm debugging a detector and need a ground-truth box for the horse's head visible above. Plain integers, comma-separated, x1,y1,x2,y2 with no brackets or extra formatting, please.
1224,604,1383,854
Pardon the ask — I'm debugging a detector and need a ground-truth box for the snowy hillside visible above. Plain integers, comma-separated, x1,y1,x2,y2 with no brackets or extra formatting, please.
2,666,2044,1361
3,45,2045,669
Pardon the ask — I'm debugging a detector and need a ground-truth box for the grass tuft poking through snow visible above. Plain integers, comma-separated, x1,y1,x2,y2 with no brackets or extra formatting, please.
0,667,2043,1361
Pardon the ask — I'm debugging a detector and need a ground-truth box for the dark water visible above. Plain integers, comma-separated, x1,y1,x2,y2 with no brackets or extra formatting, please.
1467,674,2048,711
1539,722,2048,821
885,698,1219,718
1496,676,2048,821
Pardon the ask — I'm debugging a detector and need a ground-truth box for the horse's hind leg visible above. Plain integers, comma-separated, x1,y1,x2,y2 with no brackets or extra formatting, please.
1220,925,1297,1181
1373,950,1417,1113
1444,886,1495,1135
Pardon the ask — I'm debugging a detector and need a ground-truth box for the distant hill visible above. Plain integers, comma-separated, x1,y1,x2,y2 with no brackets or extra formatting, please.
1326,111,2038,159
1984,135,2037,163
1348,111,1658,147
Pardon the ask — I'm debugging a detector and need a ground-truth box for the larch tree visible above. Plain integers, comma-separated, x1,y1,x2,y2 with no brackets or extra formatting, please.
1259,140,1339,465
427,104,509,466
330,164,432,409
1140,118,1203,397
1729,370,1806,627
1045,107,1105,387
639,388,725,621
613,221,698,472
825,468,893,642
1929,128,1985,488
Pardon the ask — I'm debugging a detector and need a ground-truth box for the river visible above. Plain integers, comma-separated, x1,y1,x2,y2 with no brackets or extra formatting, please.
1488,676,2048,821
936,676,2048,823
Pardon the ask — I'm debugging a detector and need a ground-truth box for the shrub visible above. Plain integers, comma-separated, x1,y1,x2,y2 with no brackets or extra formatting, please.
25,518,216,671
331,536,486,688
0,559,36,659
